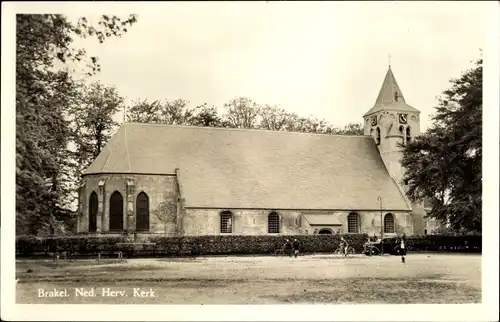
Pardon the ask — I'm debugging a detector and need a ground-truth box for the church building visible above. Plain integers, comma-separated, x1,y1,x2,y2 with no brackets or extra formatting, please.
77,66,428,237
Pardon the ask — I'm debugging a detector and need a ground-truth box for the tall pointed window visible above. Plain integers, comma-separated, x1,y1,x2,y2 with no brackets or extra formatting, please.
376,127,381,145
88,191,98,233
136,192,150,231
406,126,411,143
384,213,395,234
268,212,280,233
109,191,124,231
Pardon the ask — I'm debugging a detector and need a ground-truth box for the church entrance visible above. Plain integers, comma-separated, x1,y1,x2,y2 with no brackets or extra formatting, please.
318,228,333,234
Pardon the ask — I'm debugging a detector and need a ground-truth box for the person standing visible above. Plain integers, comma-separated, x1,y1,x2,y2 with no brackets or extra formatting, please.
400,234,407,263
340,236,349,257
364,237,372,256
292,238,300,258
285,239,292,257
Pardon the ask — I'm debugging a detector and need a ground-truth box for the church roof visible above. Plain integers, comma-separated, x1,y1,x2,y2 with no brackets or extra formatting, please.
364,66,420,117
84,123,412,211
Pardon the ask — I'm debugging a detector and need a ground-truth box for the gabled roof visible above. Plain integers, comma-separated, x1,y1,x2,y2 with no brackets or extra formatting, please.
364,66,420,117
84,123,412,211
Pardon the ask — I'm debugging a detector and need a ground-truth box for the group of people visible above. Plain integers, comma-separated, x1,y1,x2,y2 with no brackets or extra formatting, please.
363,234,407,263
280,234,407,262
283,238,301,258
280,237,351,258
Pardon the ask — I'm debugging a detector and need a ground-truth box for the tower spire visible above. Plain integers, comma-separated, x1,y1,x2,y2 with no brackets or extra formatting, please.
363,64,419,117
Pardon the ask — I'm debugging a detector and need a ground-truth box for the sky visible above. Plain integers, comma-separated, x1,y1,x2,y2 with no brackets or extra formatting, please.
59,1,489,132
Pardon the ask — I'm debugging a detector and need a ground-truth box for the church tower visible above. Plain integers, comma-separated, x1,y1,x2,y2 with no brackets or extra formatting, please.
364,64,427,235
363,65,420,186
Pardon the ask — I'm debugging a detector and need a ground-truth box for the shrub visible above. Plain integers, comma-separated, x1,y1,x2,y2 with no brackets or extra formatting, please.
15,233,481,258
406,235,481,252
15,234,368,258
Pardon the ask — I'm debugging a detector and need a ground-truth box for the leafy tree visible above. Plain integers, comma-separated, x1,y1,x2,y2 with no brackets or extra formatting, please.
127,98,195,125
400,58,482,232
126,99,162,123
223,97,260,128
258,105,292,131
70,81,124,177
16,14,137,235
337,122,364,135
190,103,226,127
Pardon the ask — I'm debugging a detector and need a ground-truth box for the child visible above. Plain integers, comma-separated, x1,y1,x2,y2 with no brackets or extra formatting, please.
340,236,349,257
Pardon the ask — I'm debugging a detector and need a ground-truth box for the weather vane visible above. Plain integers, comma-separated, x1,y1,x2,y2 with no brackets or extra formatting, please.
388,53,392,67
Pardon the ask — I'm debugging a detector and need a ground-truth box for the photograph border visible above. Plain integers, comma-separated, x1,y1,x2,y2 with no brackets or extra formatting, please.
2,2,499,321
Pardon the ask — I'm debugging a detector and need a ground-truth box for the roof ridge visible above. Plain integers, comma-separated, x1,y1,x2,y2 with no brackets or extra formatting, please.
124,122,370,139
101,127,123,173
124,123,131,172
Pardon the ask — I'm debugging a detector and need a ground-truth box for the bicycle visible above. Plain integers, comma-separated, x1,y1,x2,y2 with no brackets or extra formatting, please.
334,246,355,257
274,245,288,257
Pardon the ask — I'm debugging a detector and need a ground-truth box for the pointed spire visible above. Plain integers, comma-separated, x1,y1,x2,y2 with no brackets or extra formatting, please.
363,64,419,117
374,66,406,106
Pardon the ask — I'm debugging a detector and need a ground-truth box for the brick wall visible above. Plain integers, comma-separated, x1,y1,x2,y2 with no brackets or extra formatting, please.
181,208,413,236
182,209,303,235
80,174,415,236
79,174,178,235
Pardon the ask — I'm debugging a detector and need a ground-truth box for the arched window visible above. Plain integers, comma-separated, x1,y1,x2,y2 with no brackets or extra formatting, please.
136,192,149,231
376,127,381,145
268,212,280,233
109,191,124,232
88,191,98,233
347,212,360,233
318,228,333,234
406,126,411,143
384,213,395,234
220,211,233,234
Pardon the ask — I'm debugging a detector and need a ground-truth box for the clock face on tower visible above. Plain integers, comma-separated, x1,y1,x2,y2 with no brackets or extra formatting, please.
371,116,378,126
399,113,408,124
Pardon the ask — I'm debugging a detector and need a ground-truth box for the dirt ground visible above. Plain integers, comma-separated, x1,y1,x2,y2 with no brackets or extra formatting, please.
16,253,481,304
